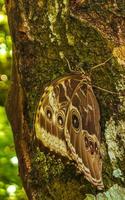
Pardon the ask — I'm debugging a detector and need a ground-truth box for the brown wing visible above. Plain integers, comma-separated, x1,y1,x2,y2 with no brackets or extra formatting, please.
34,73,83,158
64,74,104,190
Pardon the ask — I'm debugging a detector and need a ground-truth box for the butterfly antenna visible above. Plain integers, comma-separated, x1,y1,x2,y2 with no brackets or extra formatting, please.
90,56,113,72
64,56,85,74
92,84,119,95
82,81,120,95
76,62,85,74
64,56,75,72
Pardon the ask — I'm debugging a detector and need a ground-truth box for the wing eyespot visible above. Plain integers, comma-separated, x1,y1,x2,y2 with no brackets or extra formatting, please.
89,141,94,155
71,109,81,132
72,114,79,129
45,106,53,121
85,136,89,148
85,137,96,155
57,111,65,129
95,142,98,154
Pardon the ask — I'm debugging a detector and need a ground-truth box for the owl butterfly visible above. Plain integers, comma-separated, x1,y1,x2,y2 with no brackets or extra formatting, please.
35,72,104,190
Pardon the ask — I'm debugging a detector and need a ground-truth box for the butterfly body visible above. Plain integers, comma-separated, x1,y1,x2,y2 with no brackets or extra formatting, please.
35,72,104,190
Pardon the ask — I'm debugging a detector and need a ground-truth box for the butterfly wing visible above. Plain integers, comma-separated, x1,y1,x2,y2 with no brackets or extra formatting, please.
34,73,83,158
64,73,104,189
35,72,103,189
35,83,68,157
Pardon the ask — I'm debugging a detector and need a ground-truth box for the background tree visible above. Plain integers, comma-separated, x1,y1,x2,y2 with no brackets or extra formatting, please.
0,0,11,105
0,0,27,199
5,0,125,199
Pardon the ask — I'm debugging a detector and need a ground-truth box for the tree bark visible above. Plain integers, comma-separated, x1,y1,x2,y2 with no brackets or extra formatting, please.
5,0,125,199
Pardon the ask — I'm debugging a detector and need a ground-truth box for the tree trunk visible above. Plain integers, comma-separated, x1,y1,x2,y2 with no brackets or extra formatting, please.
5,1,125,199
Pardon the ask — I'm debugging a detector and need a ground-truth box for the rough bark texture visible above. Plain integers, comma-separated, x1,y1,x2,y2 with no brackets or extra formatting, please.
5,0,125,199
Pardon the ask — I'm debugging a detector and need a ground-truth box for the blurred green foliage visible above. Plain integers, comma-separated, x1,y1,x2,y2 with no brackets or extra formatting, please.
0,0,12,106
0,0,27,199
0,107,27,199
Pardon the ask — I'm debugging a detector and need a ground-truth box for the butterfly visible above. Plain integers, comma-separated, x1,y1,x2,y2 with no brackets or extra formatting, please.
34,71,104,190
